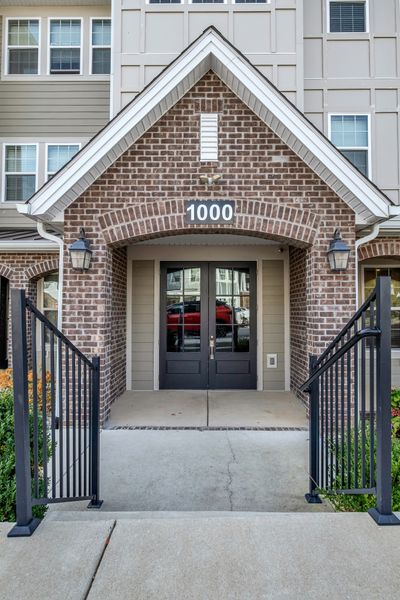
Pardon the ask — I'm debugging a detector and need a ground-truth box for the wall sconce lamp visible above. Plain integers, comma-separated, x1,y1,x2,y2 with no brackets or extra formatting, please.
69,228,92,272
327,229,350,271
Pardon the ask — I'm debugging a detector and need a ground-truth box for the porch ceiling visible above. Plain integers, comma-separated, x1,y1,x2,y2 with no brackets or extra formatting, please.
19,28,392,225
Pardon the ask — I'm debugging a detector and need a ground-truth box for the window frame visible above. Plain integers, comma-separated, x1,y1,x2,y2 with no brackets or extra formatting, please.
47,17,83,76
45,142,82,180
89,17,112,75
2,142,39,203
188,0,227,5
327,0,369,34
5,17,41,76
328,113,371,178
361,263,400,352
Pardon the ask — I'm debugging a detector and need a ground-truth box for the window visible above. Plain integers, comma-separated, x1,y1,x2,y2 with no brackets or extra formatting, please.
330,115,369,176
364,268,400,348
234,0,267,3
148,0,181,4
49,19,81,74
191,0,224,3
200,113,218,161
7,19,39,74
41,273,59,328
4,145,37,202
47,144,80,179
329,2,366,33
91,19,111,75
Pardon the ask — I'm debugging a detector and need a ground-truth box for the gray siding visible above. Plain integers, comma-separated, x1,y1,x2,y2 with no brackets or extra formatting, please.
131,260,154,391
0,207,35,228
263,260,285,391
113,0,303,114
304,0,400,205
0,81,110,136
0,15,110,136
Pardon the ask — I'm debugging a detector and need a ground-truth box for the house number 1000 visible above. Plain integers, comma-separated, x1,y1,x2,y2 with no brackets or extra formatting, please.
185,201,235,224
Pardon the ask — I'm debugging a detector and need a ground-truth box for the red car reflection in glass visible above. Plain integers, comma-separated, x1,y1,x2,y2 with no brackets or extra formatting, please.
166,300,233,333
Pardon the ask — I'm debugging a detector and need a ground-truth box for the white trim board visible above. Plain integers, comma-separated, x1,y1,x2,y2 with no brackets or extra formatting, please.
19,27,392,224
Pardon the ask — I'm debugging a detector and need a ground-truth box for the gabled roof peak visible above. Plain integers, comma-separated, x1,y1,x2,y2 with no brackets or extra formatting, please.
20,26,392,224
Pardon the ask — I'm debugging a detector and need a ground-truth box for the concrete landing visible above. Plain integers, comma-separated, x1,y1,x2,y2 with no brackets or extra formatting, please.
2,512,400,600
51,429,328,513
106,390,307,429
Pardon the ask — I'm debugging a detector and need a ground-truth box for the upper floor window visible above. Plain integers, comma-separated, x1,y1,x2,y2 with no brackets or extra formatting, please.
91,19,111,75
329,2,366,33
47,144,80,179
330,115,369,177
7,19,39,75
4,144,37,202
49,19,81,74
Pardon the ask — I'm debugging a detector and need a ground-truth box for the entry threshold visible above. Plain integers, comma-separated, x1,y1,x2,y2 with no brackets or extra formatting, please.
109,426,308,431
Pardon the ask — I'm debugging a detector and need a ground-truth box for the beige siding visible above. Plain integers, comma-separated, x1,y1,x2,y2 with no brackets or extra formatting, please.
0,207,35,228
263,260,285,391
304,0,400,204
0,14,110,136
0,81,110,136
131,260,154,391
113,0,304,114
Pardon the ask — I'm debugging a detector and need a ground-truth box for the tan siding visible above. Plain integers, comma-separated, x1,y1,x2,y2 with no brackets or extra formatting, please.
0,82,110,136
0,208,35,228
131,260,154,391
263,260,285,391
0,16,110,136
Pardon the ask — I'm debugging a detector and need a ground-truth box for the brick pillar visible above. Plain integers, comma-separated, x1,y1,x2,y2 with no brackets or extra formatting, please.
290,221,357,405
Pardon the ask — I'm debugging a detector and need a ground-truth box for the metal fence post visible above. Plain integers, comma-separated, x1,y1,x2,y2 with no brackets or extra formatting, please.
8,289,41,537
87,355,103,508
305,355,322,504
368,276,400,525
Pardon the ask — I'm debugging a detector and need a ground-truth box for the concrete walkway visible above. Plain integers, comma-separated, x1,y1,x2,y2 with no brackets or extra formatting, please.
2,511,400,599
106,390,307,428
51,429,328,513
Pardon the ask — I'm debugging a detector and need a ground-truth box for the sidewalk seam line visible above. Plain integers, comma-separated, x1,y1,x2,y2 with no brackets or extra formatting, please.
83,519,117,600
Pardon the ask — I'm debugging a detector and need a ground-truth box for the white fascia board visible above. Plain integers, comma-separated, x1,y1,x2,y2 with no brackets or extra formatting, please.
0,241,58,251
210,43,389,220
22,29,391,223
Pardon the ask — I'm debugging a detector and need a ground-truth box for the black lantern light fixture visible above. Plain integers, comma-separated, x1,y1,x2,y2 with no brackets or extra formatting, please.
69,228,92,271
327,229,350,271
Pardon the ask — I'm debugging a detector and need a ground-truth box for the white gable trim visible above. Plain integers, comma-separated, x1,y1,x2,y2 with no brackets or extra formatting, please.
19,28,391,224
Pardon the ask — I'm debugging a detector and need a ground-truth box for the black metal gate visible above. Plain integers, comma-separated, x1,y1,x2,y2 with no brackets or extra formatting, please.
301,276,400,525
8,289,102,537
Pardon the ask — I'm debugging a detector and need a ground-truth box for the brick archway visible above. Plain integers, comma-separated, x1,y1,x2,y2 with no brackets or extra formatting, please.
24,258,59,282
0,265,14,280
99,199,321,247
358,239,400,261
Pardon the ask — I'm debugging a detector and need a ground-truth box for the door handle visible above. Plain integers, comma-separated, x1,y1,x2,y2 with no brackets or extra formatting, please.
209,335,215,360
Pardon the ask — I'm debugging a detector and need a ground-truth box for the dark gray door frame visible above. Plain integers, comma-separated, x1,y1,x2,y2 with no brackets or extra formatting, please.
160,262,257,390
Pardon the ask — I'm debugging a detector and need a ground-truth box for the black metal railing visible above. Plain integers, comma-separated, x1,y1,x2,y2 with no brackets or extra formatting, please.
301,276,399,525
8,289,102,538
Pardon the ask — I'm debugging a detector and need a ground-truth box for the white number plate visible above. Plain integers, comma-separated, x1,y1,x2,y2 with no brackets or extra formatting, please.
185,201,235,224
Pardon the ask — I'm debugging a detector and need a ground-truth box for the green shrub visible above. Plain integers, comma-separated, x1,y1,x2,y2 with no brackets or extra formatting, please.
0,388,49,522
392,389,400,438
322,425,400,512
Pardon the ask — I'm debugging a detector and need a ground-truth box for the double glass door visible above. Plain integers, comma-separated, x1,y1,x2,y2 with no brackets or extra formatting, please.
160,262,257,389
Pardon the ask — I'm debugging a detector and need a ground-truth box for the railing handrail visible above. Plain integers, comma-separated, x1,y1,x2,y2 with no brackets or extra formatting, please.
300,326,381,393
314,288,377,368
25,296,95,368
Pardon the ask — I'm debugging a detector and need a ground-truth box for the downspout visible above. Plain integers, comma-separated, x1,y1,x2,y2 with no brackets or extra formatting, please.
355,223,380,307
36,222,64,331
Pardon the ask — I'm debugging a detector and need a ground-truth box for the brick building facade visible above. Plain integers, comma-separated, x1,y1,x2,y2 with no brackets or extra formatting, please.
1,29,399,420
